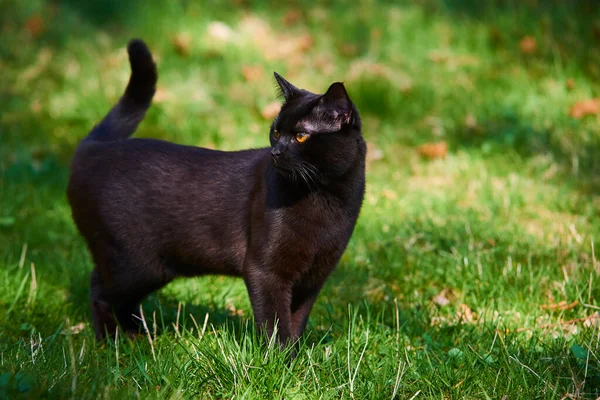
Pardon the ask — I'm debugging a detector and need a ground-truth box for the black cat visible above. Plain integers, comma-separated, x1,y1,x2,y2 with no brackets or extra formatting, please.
67,39,366,349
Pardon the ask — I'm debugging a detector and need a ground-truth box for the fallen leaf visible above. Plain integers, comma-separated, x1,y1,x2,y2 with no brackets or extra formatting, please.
432,288,458,307
154,87,171,103
283,10,302,26
464,114,477,130
366,142,383,162
241,65,263,82
260,101,281,120
540,300,578,312
520,36,537,54
371,28,382,41
171,33,191,57
433,290,451,307
569,98,600,118
207,21,234,42
297,33,314,52
488,27,503,46
566,78,575,91
61,322,85,335
456,303,477,324
30,99,42,113
381,189,397,200
417,141,448,159
25,15,44,38
341,43,357,57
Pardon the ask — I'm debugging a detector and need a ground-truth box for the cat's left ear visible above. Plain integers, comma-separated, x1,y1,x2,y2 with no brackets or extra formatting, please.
274,72,300,101
322,82,353,125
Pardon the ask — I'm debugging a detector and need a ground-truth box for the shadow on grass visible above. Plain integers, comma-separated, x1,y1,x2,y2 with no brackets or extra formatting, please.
448,111,600,193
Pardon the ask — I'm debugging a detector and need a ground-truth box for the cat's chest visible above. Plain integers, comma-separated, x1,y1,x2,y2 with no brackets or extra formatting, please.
268,194,355,247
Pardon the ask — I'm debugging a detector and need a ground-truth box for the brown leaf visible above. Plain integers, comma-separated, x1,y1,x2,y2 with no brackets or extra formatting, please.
456,303,477,324
540,300,579,312
569,98,600,119
366,142,383,162
207,21,234,42
283,10,302,26
417,141,448,159
520,36,537,54
171,33,191,57
566,78,575,91
297,33,314,52
488,27,503,46
61,322,85,335
241,65,264,82
25,15,44,38
260,101,281,120
341,43,357,57
371,29,382,41
154,87,171,103
464,114,477,130
381,189,397,200
432,288,456,307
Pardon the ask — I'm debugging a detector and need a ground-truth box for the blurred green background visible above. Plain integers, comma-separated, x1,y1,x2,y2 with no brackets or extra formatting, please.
1,0,600,398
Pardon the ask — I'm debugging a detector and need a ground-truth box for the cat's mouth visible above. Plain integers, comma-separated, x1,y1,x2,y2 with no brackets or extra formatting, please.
272,159,293,174
272,159,320,187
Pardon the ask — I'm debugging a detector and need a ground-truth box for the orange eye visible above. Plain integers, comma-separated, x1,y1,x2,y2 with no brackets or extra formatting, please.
295,132,309,143
273,130,280,140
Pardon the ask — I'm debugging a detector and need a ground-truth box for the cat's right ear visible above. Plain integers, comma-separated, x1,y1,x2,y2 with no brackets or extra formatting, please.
274,72,300,101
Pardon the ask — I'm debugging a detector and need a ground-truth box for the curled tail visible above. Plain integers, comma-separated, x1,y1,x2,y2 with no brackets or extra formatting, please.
85,39,157,142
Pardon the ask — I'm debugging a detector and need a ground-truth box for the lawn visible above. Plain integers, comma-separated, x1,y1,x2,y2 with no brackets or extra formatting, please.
1,0,600,398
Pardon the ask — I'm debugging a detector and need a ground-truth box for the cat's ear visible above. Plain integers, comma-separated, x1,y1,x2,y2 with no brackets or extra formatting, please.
322,82,353,124
274,72,300,101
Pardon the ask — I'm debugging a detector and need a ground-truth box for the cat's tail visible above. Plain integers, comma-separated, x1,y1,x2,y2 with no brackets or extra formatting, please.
85,39,157,142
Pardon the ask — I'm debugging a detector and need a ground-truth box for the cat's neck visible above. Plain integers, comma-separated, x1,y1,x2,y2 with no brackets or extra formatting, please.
264,136,366,208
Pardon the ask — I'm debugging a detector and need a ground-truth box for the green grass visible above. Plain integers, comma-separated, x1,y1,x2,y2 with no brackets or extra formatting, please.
2,0,600,398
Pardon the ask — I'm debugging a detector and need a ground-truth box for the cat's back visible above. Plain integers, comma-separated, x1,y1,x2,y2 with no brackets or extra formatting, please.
69,138,267,193
68,137,269,232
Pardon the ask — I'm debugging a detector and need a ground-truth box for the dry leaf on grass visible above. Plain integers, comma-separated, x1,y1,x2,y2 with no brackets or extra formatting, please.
430,303,477,327
207,21,234,42
569,98,600,118
283,10,302,26
296,33,314,52
520,36,537,54
514,312,599,333
432,288,457,307
566,79,575,91
241,65,264,82
456,303,477,324
260,101,281,120
417,141,448,159
540,300,578,312
25,15,45,38
61,322,85,335
153,87,171,103
381,189,397,200
366,142,383,162
171,33,191,57
341,43,357,57
464,114,478,130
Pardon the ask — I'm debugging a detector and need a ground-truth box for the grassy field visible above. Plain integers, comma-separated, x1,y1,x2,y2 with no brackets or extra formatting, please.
2,0,600,398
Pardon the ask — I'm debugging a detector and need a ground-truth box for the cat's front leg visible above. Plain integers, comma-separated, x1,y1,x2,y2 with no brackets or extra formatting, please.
244,267,294,348
291,284,322,340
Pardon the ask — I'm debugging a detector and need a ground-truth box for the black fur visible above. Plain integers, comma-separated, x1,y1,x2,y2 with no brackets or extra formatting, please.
67,39,366,350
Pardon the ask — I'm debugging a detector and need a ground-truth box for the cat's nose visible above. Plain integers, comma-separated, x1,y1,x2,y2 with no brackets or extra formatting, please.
271,148,282,159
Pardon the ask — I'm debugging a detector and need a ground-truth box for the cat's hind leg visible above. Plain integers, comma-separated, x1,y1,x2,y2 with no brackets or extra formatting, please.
90,254,174,340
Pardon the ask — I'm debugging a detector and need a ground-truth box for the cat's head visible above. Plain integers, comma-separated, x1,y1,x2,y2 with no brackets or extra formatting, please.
269,72,363,186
